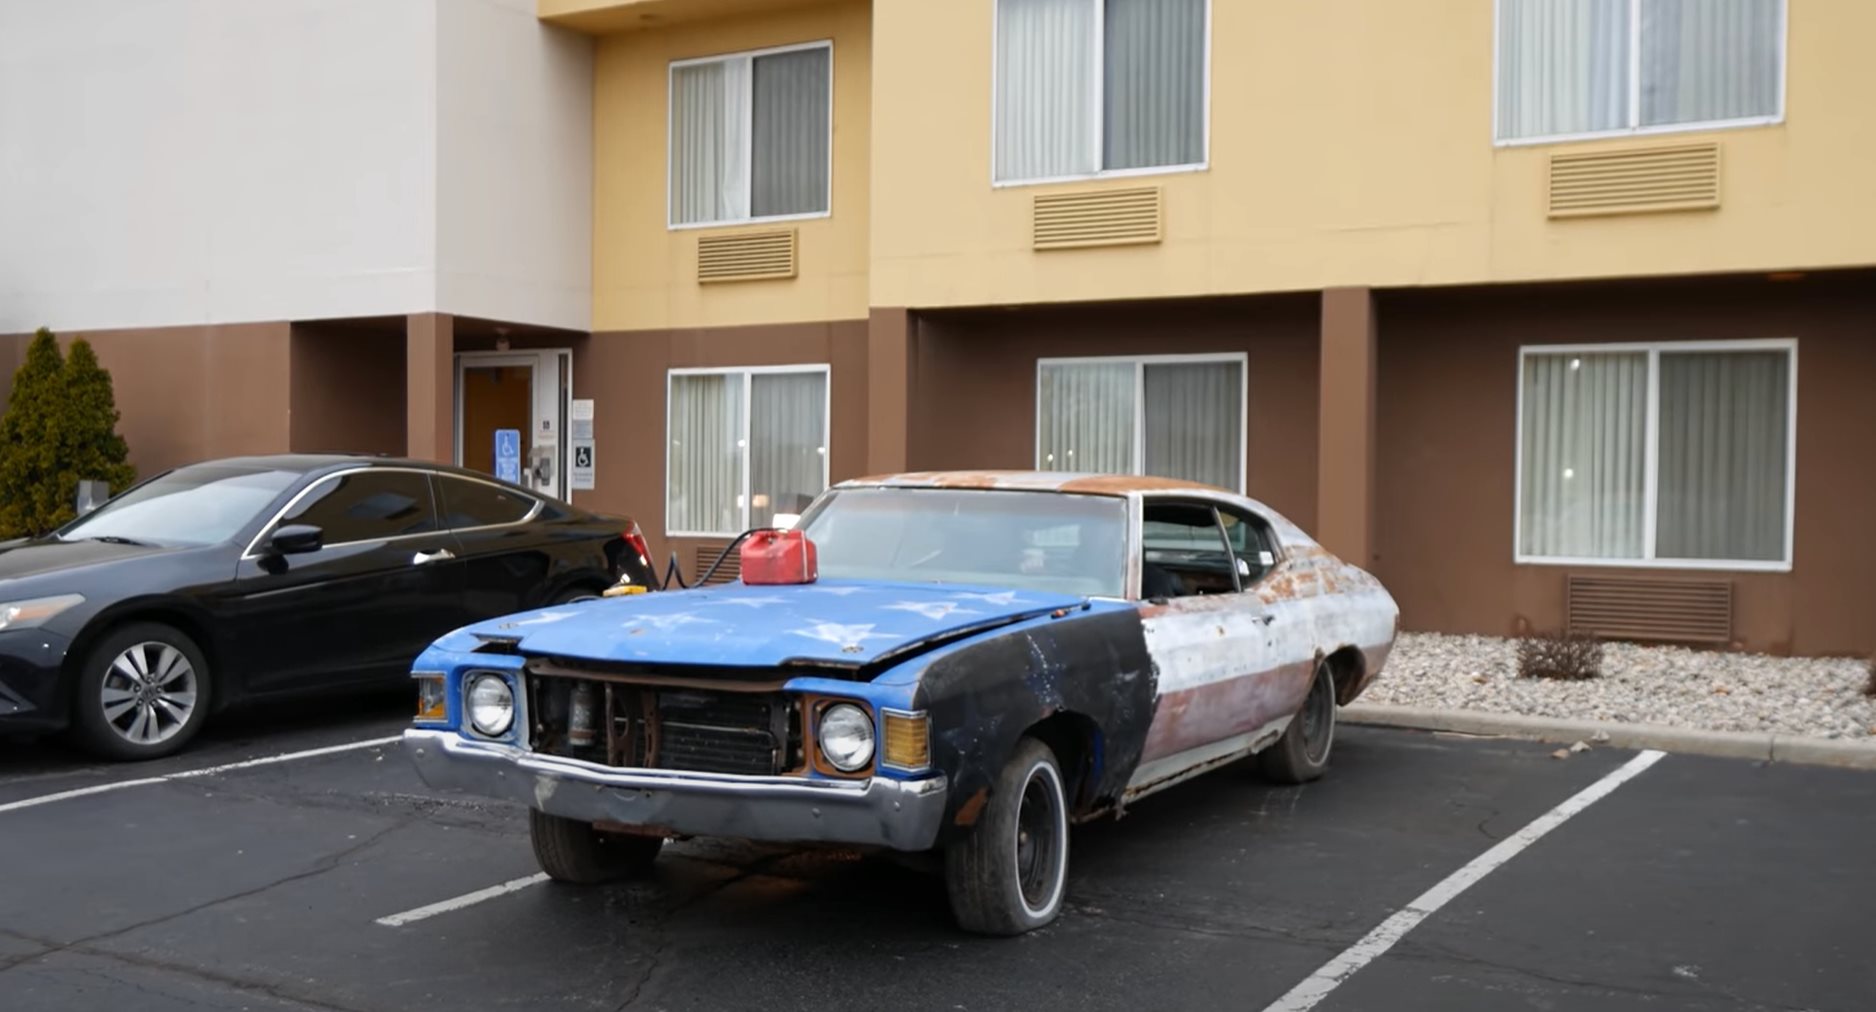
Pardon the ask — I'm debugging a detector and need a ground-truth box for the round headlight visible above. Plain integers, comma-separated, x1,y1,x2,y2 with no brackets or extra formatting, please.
466,674,515,737
817,703,875,772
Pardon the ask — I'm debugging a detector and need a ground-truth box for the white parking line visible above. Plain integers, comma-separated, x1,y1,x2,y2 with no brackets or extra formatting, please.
0,735,404,816
374,873,550,927
1261,749,1667,1012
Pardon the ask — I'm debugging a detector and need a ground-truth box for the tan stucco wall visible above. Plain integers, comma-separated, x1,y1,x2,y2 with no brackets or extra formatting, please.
869,0,1876,309
591,0,870,331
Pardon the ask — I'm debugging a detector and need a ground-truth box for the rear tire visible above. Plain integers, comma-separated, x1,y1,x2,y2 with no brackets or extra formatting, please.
1258,659,1337,785
69,622,212,762
529,810,662,884
944,737,1069,935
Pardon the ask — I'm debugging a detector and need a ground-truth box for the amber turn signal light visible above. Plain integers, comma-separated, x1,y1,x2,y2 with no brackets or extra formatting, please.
881,709,931,772
414,673,447,722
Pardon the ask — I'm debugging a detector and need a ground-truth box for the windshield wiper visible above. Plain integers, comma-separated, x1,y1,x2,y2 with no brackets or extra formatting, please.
70,535,152,547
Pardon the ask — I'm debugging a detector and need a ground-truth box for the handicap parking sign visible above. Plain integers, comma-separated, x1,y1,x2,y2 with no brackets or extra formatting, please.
494,428,522,484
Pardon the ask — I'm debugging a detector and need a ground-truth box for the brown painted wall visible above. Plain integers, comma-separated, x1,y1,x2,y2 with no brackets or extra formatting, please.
557,320,871,578
908,296,1322,531
66,323,293,479
1374,274,1876,657
289,322,407,456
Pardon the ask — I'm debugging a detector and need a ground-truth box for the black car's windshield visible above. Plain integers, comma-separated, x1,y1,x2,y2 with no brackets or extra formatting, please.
59,465,301,547
795,488,1128,597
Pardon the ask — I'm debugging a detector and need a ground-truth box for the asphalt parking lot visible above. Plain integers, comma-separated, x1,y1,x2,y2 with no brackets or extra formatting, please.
2,700,1870,1012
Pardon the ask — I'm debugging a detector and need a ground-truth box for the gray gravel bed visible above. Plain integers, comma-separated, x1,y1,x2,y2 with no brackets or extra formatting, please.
1367,633,1875,740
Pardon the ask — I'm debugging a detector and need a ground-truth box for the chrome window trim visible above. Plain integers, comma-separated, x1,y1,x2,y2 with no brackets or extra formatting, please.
239,465,512,561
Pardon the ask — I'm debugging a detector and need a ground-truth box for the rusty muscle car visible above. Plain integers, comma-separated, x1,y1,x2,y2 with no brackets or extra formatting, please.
402,472,1399,935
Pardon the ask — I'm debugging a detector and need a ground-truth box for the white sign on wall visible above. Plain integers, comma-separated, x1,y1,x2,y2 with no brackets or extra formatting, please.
570,398,596,491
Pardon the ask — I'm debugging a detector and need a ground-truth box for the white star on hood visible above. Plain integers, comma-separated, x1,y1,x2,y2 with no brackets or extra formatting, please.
623,612,716,633
953,590,1024,606
704,595,790,609
884,600,981,621
507,610,579,626
791,622,899,649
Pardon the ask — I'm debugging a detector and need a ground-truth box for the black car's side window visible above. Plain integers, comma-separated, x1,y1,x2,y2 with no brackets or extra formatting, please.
281,471,439,546
1140,502,1238,599
437,476,537,530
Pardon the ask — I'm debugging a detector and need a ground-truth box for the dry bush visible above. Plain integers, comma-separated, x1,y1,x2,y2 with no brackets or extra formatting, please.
1517,631,1605,681
1864,656,1875,698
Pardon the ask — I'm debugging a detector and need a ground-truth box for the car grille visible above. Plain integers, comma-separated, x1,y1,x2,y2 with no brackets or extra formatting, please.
525,675,800,776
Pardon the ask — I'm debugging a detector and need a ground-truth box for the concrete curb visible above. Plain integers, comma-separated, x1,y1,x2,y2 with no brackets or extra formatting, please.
1341,703,1876,770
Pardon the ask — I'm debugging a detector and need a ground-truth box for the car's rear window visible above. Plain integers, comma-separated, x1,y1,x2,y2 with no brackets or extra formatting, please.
795,488,1127,597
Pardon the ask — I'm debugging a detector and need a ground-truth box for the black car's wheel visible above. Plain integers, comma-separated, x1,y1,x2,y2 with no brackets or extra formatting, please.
69,622,212,761
944,737,1069,936
529,810,663,885
1258,659,1337,785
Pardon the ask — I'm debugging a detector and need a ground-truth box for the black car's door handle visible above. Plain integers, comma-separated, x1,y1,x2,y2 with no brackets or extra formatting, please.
412,548,456,565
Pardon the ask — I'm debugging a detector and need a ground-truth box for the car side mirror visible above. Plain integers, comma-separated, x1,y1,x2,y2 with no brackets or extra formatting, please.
269,524,324,555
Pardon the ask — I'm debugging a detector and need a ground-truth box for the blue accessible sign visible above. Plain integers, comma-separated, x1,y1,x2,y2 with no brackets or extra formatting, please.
494,428,522,485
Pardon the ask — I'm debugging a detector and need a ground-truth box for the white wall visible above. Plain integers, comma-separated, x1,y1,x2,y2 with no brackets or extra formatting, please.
0,0,593,335
437,0,594,333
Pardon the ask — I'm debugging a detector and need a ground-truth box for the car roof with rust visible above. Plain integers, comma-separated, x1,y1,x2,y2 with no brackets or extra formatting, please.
837,470,1227,497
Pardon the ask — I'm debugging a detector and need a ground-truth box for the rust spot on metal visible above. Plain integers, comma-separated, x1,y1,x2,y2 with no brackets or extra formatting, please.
593,820,676,839
1056,473,1219,494
842,470,1222,497
954,787,990,827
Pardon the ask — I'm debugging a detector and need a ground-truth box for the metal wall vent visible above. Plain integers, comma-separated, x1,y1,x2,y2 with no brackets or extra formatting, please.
697,229,798,283
1032,186,1162,250
693,544,742,585
1566,575,1733,645
1548,142,1721,218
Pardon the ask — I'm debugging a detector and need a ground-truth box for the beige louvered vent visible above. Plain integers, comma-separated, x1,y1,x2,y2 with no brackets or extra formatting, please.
693,544,742,585
1548,143,1721,218
1033,186,1162,250
1566,575,1733,645
697,229,797,283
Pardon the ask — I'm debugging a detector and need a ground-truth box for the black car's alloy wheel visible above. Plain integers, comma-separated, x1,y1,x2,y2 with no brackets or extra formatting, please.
70,623,212,761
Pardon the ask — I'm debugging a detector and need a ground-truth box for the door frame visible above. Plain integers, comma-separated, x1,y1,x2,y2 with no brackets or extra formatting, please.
453,349,573,500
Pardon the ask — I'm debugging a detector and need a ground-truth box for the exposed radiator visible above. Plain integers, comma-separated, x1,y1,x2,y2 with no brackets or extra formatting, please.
1566,575,1734,645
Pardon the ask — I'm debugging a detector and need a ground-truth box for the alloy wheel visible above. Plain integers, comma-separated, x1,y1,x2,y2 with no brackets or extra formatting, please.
99,642,199,747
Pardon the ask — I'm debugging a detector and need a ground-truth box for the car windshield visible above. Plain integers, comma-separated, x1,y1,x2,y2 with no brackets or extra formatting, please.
795,487,1129,597
58,465,301,547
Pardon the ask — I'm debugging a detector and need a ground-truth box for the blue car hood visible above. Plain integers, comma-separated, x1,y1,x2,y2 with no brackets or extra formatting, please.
454,580,1088,668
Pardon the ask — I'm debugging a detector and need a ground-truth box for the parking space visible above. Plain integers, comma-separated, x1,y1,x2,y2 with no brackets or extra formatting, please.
2,720,1869,1012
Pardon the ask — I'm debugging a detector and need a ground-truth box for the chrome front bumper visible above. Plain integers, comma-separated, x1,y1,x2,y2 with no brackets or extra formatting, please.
403,729,948,852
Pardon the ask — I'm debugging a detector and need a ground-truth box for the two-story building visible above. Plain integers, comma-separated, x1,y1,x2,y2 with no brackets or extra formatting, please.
4,0,1871,657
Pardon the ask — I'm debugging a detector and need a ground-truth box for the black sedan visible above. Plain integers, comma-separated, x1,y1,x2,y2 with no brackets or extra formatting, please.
0,455,654,760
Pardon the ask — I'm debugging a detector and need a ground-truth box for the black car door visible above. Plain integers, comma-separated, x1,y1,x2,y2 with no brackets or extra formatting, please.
223,468,465,693
434,473,559,621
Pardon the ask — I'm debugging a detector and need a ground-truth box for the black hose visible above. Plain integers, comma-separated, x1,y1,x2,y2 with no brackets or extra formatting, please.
692,527,781,587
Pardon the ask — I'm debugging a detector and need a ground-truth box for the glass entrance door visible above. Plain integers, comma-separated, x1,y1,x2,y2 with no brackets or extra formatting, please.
455,350,571,499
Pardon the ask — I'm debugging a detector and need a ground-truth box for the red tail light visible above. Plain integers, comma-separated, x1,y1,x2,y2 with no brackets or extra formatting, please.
740,530,818,585
624,522,651,566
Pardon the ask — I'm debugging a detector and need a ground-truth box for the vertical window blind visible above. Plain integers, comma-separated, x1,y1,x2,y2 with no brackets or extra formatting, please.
995,0,1207,183
670,44,831,226
1518,344,1792,565
668,369,829,536
1496,0,1783,142
1038,357,1243,492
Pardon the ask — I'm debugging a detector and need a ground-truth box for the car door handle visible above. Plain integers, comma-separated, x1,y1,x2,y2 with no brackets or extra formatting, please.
412,548,456,565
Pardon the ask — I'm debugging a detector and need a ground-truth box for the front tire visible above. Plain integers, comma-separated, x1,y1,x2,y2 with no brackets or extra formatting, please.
944,737,1070,935
529,810,662,885
69,622,212,761
1258,659,1337,785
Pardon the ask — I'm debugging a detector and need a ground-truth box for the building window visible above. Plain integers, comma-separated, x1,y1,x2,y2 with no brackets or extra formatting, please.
1036,354,1244,492
667,366,829,536
1496,0,1785,144
668,42,832,228
1516,341,1795,569
994,0,1209,184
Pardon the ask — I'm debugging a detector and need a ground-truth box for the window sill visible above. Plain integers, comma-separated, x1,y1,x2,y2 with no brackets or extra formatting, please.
668,210,830,232
993,162,1208,190
1514,555,1792,574
1493,115,1783,149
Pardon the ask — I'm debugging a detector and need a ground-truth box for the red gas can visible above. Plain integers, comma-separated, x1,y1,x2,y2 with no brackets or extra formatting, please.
739,529,819,585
